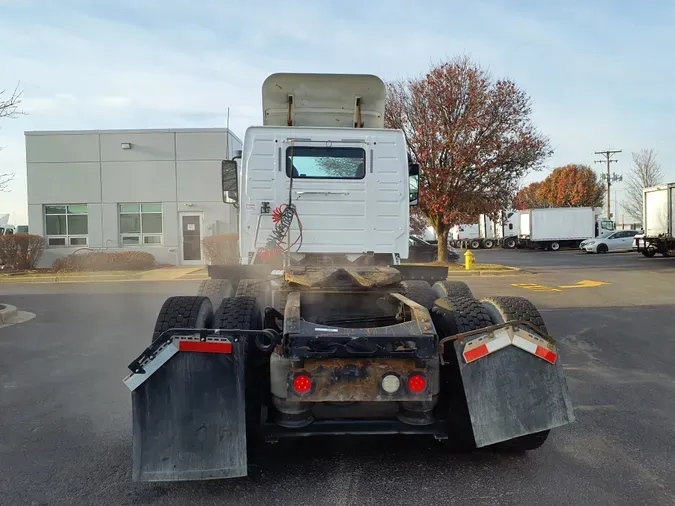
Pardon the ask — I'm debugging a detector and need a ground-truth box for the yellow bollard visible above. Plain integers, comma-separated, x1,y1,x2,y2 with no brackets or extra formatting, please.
464,249,475,270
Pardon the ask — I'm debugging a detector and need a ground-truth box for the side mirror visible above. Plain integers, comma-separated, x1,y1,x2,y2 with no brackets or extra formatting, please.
409,174,419,206
222,160,238,204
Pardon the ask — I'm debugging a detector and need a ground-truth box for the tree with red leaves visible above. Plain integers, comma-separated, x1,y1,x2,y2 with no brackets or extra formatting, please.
513,181,548,210
385,56,551,261
536,164,604,208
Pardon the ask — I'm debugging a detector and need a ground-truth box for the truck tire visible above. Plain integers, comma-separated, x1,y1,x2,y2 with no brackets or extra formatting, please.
152,296,213,343
433,296,493,334
236,278,271,307
197,279,233,310
480,295,547,333
483,239,494,249
549,241,560,251
401,280,438,309
479,295,550,452
213,296,265,449
432,280,473,299
503,238,517,249
469,239,481,249
642,249,656,258
431,296,493,451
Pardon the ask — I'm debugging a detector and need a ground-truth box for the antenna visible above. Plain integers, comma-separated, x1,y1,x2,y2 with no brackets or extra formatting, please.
225,106,230,159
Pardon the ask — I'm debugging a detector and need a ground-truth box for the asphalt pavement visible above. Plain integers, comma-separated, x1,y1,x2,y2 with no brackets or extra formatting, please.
472,246,674,271
1,252,674,506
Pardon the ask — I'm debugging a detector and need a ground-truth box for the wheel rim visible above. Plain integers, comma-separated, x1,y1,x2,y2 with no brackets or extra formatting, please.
485,240,493,248
506,239,515,248
551,242,560,251
471,241,480,249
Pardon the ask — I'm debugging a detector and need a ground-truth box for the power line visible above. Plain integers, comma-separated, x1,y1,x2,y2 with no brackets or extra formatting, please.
594,149,622,220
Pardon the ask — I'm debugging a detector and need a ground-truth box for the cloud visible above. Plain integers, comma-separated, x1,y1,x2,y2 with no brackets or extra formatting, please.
1,0,674,223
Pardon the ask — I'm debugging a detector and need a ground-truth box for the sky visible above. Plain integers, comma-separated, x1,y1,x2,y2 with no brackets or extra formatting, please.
1,0,674,225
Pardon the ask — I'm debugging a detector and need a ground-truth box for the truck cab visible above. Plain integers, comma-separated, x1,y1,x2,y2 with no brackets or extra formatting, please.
221,73,419,266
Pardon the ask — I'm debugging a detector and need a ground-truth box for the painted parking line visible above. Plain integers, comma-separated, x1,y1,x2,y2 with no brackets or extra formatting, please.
558,280,610,289
511,283,562,292
511,279,610,292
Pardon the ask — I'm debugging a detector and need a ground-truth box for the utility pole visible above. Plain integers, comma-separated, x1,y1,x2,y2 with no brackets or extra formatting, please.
594,149,622,220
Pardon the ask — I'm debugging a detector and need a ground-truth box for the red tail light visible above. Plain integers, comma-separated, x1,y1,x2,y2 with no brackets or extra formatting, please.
292,373,313,395
407,374,427,393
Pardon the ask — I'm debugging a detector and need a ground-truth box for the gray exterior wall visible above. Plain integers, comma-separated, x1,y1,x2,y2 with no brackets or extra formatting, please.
25,128,242,267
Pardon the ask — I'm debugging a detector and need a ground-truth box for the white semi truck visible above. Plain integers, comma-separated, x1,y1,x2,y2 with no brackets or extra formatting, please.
633,183,675,257
477,211,521,249
450,224,480,248
519,207,615,251
122,72,574,482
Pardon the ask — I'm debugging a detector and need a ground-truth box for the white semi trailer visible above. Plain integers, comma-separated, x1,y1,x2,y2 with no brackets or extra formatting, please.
519,207,615,251
634,183,675,257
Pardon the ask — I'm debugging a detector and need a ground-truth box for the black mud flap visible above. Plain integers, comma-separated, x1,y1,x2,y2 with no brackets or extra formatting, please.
129,340,247,481
453,333,575,448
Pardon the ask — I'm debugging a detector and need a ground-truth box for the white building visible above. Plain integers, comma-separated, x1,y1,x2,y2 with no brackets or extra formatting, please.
25,128,241,267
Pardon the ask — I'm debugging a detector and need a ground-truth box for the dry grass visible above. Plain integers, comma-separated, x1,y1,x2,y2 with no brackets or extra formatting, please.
409,260,515,271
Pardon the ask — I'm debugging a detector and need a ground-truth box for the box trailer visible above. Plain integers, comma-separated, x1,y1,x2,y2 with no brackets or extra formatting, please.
633,183,675,257
519,207,615,251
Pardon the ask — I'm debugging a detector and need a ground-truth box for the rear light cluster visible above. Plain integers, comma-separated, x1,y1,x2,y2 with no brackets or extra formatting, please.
292,373,313,395
381,373,427,394
290,372,428,396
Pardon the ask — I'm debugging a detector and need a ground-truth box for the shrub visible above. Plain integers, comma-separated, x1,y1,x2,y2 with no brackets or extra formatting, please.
53,251,156,272
202,233,239,265
0,234,45,270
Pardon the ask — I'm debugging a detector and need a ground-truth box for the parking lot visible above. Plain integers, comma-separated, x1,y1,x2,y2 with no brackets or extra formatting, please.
1,249,674,506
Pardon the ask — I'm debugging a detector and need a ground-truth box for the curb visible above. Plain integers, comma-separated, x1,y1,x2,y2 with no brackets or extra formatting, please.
446,267,529,277
0,303,18,323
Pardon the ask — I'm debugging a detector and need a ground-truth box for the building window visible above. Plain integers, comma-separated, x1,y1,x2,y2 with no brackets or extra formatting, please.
44,205,88,247
119,204,163,246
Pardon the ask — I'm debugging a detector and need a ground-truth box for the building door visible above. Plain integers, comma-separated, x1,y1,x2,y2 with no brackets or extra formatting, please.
180,213,203,265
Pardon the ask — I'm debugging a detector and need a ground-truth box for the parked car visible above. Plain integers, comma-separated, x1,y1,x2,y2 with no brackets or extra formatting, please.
408,236,460,262
579,229,640,253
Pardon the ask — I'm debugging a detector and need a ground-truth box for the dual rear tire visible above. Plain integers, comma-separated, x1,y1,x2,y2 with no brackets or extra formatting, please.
432,294,551,453
151,294,266,449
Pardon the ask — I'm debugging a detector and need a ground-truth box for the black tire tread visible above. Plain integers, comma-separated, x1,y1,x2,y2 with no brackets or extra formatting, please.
434,296,493,333
197,279,232,309
152,296,213,342
235,278,263,299
213,296,264,448
432,280,473,299
401,280,438,309
214,295,261,330
480,295,547,333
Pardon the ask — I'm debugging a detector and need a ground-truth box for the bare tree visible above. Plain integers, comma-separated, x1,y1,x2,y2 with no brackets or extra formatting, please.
1,84,24,192
622,149,663,222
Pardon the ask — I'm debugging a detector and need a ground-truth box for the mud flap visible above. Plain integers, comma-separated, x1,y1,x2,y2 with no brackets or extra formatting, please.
452,327,575,448
128,338,247,481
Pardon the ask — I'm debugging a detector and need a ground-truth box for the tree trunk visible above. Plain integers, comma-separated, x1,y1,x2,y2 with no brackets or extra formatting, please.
436,225,449,263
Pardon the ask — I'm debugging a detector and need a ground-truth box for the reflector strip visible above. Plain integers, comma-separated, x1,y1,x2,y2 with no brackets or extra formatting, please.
463,343,489,363
535,346,557,364
462,327,557,365
463,331,511,363
178,340,232,354
486,334,511,353
512,334,537,355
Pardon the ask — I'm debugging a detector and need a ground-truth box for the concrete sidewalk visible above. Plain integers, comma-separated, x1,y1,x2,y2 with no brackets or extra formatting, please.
0,266,209,284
